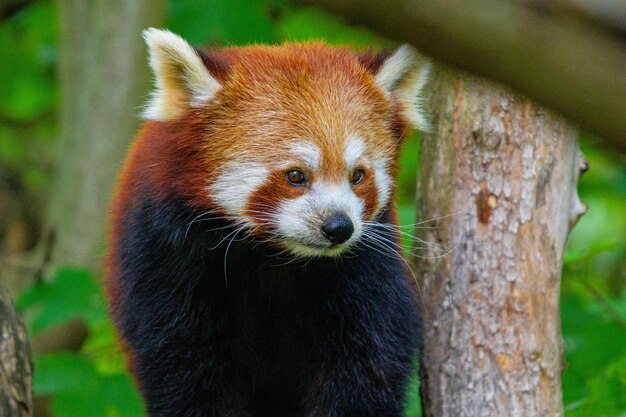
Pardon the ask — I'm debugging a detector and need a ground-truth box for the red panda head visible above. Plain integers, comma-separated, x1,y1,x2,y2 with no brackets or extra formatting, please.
141,28,430,258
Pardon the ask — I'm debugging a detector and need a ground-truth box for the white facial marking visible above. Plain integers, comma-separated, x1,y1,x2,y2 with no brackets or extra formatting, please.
274,181,364,257
289,142,321,171
210,162,268,220
142,28,222,121
343,135,366,169
373,159,393,215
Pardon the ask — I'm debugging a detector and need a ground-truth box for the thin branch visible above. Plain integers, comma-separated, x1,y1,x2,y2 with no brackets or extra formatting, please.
0,0,34,20
579,280,626,330
0,110,55,130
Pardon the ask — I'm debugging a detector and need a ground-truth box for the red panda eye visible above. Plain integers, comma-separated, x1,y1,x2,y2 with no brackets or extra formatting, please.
351,169,365,185
286,170,306,186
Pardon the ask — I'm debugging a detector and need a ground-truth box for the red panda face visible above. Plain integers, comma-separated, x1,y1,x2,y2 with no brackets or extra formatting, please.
212,134,393,257
141,29,430,258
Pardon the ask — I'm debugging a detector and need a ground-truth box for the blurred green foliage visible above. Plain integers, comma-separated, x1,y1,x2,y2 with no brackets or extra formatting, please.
18,267,145,417
0,0,57,190
2,0,625,416
560,141,626,415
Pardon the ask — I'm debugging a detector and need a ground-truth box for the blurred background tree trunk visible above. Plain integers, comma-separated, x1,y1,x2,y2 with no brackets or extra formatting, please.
27,3,166,414
0,286,32,417
46,0,167,270
416,68,586,417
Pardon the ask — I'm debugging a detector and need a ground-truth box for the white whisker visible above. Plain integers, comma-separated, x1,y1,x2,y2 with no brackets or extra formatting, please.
223,227,248,289
209,227,242,251
362,230,430,319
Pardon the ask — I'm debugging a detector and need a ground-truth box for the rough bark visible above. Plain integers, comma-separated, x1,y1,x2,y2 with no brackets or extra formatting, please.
297,0,626,155
0,286,32,417
47,0,167,269
416,68,586,417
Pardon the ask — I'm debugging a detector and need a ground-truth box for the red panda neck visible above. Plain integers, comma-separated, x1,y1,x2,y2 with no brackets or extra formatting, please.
135,118,211,208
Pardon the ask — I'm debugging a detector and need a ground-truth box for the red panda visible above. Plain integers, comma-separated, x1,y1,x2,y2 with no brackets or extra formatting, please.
106,28,430,417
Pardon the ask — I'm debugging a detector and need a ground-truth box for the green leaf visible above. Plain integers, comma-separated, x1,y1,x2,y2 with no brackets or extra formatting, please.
403,368,422,417
100,374,146,417
17,266,107,335
561,294,626,405
566,355,626,417
82,319,128,374
51,391,108,417
35,353,146,417
34,353,100,396
0,1,58,118
396,133,420,207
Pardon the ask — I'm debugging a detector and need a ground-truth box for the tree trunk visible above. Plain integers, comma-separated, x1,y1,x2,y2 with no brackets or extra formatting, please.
17,0,168,393
416,68,586,417
47,0,166,269
0,286,32,417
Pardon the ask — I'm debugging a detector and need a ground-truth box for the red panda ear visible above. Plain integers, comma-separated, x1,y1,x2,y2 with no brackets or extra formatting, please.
370,45,431,132
142,28,222,121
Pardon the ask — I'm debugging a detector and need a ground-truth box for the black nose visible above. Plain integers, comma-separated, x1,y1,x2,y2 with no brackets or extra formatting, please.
321,213,354,244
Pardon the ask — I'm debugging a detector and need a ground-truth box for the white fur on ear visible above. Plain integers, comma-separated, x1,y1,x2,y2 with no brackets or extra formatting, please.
142,28,221,121
374,45,431,132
